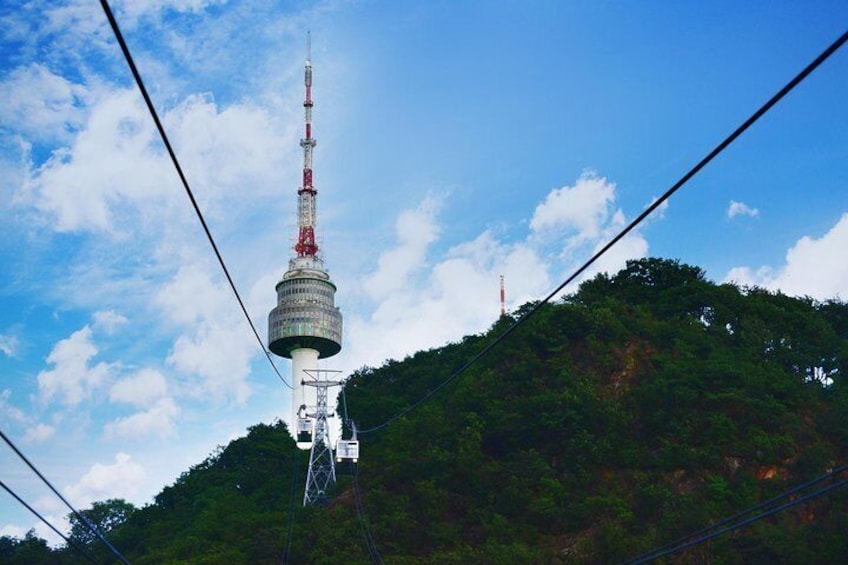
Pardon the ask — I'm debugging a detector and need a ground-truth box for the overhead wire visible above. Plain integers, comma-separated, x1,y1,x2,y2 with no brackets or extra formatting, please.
0,478,100,565
279,452,301,565
352,465,384,565
625,468,848,563
98,0,292,390
623,464,848,564
0,428,131,564
336,388,383,562
357,28,848,436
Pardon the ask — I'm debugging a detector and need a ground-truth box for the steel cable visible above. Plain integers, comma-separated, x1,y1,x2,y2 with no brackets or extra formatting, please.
99,0,292,390
358,28,848,435
0,478,100,565
0,428,131,564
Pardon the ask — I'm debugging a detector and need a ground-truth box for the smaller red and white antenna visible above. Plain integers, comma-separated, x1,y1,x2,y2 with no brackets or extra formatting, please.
499,274,506,318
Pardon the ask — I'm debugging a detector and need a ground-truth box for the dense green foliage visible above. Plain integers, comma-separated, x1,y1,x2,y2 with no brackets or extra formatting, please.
5,259,847,563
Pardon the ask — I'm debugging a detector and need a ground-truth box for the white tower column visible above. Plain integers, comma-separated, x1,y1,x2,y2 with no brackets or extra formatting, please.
291,347,319,444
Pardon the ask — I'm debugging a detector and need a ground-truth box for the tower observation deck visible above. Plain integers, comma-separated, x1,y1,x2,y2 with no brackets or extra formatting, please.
268,33,342,446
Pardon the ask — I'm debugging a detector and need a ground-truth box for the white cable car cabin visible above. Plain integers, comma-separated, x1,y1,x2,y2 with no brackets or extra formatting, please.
335,421,359,476
336,439,359,463
295,405,313,444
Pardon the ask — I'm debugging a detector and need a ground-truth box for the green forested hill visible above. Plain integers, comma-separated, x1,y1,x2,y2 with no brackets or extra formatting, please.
4,258,847,564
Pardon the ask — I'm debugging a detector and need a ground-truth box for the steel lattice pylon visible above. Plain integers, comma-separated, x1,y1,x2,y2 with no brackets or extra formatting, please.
302,370,342,506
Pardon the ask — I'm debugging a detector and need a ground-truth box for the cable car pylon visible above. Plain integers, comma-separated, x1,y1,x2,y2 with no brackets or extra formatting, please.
302,369,343,506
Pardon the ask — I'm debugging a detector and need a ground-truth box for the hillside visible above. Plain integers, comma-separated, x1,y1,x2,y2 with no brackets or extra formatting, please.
3,258,847,564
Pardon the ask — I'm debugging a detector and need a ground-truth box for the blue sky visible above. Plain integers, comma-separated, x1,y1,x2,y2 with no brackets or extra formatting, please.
1,0,846,542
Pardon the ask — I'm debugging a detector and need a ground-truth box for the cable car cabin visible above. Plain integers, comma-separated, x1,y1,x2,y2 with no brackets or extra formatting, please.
296,417,313,444
335,439,359,476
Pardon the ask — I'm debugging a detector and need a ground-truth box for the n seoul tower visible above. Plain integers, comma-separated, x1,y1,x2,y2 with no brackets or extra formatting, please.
268,32,343,446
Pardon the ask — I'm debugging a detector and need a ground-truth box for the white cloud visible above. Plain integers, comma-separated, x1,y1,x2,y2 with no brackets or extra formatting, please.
728,200,760,219
0,64,88,144
112,0,226,26
0,524,28,539
65,453,147,507
23,423,56,443
343,172,653,371
104,397,180,439
153,264,255,402
92,310,129,334
725,213,848,300
109,368,168,407
0,389,27,424
0,334,18,357
163,94,289,208
154,264,226,326
528,171,649,278
167,324,253,403
346,222,549,370
362,195,441,299
530,171,616,241
37,326,113,406
21,88,176,233
645,195,670,222
576,209,650,284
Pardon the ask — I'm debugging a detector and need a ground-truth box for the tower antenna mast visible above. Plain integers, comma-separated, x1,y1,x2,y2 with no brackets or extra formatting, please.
297,30,318,257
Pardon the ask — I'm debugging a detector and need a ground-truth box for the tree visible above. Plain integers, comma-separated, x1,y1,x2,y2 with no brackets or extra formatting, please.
68,499,136,546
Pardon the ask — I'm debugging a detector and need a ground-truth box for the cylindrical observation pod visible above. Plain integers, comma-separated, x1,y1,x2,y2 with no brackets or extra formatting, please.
268,257,343,359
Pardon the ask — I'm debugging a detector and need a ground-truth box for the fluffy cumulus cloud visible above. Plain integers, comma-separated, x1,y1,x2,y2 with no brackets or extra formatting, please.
530,171,616,244
725,213,848,300
728,200,759,219
64,453,147,507
155,265,255,402
344,171,648,370
37,326,113,406
530,171,649,281
167,324,253,402
362,195,442,300
104,397,180,439
154,264,226,326
579,210,650,283
0,64,88,144
163,94,289,207
109,368,169,407
21,88,176,233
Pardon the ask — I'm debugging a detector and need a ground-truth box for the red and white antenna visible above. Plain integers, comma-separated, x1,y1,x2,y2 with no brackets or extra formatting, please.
295,30,318,257
499,274,506,318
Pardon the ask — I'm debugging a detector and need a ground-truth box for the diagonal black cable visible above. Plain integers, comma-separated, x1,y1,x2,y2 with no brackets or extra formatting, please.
352,466,384,565
628,476,848,563
280,452,301,565
99,0,291,390
0,478,100,565
358,28,848,435
0,428,130,564
623,464,848,564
